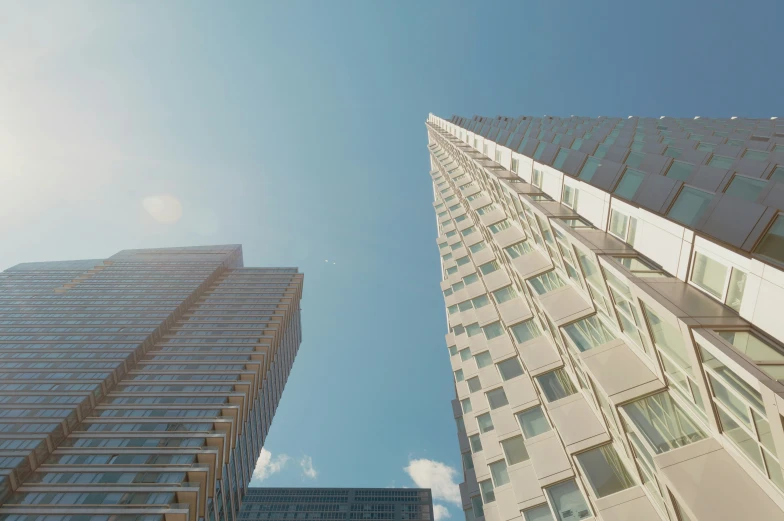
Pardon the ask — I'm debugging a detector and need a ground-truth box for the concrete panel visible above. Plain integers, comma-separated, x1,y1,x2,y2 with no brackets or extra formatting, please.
495,486,522,521
495,227,527,249
595,486,661,521
504,376,539,411
517,336,562,377
484,270,512,293
492,405,522,438
580,339,665,405
487,335,517,361
508,462,545,508
497,298,534,327
472,247,497,267
478,365,502,390
511,251,552,279
475,304,500,327
527,430,574,487
480,208,507,227
546,393,610,453
538,285,594,326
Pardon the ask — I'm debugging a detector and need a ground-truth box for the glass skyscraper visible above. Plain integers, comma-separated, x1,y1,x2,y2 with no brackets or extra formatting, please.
427,114,784,521
0,245,303,521
238,488,433,521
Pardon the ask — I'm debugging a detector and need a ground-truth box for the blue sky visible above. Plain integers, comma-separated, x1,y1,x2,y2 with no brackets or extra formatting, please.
1,0,782,518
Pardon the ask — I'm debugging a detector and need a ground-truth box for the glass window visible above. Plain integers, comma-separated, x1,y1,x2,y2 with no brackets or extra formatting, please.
488,460,510,490
667,187,714,226
462,451,474,471
769,166,784,183
454,369,464,382
614,168,645,199
493,286,517,304
709,155,735,169
559,217,592,229
532,169,543,188
546,480,591,521
691,252,728,299
523,505,554,521
554,149,570,170
625,151,644,168
466,323,482,337
471,496,484,519
575,445,635,498
743,149,769,161
725,176,766,201
510,319,542,344
717,331,784,378
664,146,682,158
479,479,495,503
477,413,494,433
469,241,487,254
489,220,512,234
469,434,483,453
472,294,490,309
467,377,482,393
483,321,505,340
755,215,784,266
456,256,471,266
475,351,493,368
501,435,530,465
562,185,578,208
448,345,458,356
528,271,566,295
517,406,551,438
579,157,601,181
622,392,706,454
479,261,499,275
564,316,615,352
461,398,473,413
537,369,577,402
505,241,533,259
666,160,694,181
460,348,472,361
511,158,519,173
643,304,691,371
497,357,524,380
486,388,509,410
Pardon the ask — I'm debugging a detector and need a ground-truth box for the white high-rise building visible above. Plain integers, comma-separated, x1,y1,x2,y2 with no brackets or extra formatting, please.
427,113,784,521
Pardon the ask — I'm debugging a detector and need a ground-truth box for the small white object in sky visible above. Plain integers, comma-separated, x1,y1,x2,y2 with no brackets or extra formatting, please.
694,116,700,119
142,195,183,224
324,260,328,263
773,117,778,120
660,116,665,119
731,116,738,119
333,262,336,265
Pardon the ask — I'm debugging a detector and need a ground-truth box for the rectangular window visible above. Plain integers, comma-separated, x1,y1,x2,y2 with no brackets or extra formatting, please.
505,241,533,259
461,398,472,413
495,150,502,162
625,151,644,168
691,252,746,312
622,392,706,454
493,286,517,304
517,406,551,438
467,377,482,393
533,142,547,160
463,273,479,285
510,319,542,344
754,215,784,266
546,480,591,521
469,242,487,254
553,149,570,170
479,480,495,504
448,345,458,356
489,220,512,234
537,369,577,402
462,452,474,471
709,155,735,169
454,369,464,382
563,316,615,352
716,331,784,381
614,168,645,200
486,388,509,410
575,445,635,498
528,270,565,295
666,160,694,181
483,321,505,340
725,175,766,201
460,348,472,361
469,434,483,453
489,459,511,487
475,351,493,368
472,294,490,309
455,256,471,266
522,505,554,521
501,435,530,465
478,261,499,275
562,184,578,208
579,157,601,181
532,169,543,188
511,158,519,173
497,357,524,380
608,209,637,245
668,187,714,226
477,413,494,433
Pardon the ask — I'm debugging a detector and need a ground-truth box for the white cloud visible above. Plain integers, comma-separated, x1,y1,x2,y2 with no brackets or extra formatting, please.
300,455,318,479
433,505,451,521
404,459,461,505
253,448,290,481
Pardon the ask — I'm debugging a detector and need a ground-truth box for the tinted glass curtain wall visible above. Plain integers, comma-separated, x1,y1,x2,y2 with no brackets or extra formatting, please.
0,245,303,521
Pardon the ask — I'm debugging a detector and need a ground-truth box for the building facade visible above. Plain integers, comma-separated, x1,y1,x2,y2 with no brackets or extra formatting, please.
426,114,784,521
238,488,433,521
0,245,303,521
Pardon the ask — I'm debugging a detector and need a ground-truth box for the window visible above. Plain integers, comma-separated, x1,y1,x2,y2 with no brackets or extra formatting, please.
709,155,735,169
493,286,517,304
716,331,784,382
510,319,542,344
454,369,464,382
522,505,554,521
562,184,578,208
537,369,577,402
489,459,510,487
479,480,495,503
475,351,493,368
461,398,472,413
579,157,601,181
495,150,502,162
504,241,533,259
470,496,484,519
469,242,487,254
664,146,681,158
459,299,474,312
472,294,490,309
469,435,483,453
489,220,512,234
554,149,570,170
546,480,591,521
455,256,471,266
743,149,769,161
533,142,547,160
483,144,488,156
486,388,509,410
614,168,645,200
460,348,472,361
608,209,637,245
497,357,524,380
668,187,714,226
451,281,464,292
690,252,746,312
477,413,494,433
464,273,479,286
532,169,543,188
666,160,694,181
528,271,565,295
462,226,476,237
575,445,635,498
448,305,458,315
501,435,529,465
754,215,784,266
559,217,592,229
563,316,615,352
622,392,706,454
725,175,766,201
478,261,499,275
612,255,667,277
448,345,458,356
451,241,464,250
511,158,519,173
770,166,784,182
462,451,474,471
517,406,551,438
482,321,505,340
467,377,482,393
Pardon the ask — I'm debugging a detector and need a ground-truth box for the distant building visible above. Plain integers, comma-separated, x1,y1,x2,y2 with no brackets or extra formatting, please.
0,245,303,521
239,488,433,521
427,114,784,521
